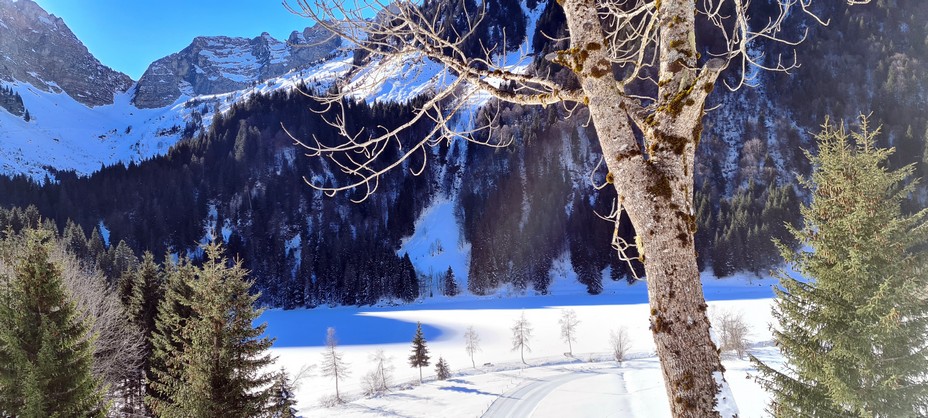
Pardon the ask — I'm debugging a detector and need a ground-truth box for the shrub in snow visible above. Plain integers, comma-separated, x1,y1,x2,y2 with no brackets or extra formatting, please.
361,349,394,396
610,326,631,365
712,308,750,359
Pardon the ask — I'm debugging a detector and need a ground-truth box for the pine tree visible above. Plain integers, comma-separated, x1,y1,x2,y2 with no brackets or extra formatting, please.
753,117,928,417
442,266,459,296
86,227,106,266
62,219,88,261
435,357,451,380
267,369,298,418
146,256,196,415
399,253,419,302
123,251,161,412
409,322,430,383
0,229,105,417
171,244,276,417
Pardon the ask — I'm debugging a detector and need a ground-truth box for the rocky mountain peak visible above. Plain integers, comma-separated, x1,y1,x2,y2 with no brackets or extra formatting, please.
0,0,133,107
132,27,340,109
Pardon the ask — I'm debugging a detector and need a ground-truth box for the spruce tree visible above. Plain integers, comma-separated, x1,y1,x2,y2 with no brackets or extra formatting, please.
442,266,459,296
435,357,451,380
147,256,196,416
124,251,161,412
267,369,298,418
753,117,928,417
171,244,276,417
0,230,105,417
409,322,430,383
86,227,106,266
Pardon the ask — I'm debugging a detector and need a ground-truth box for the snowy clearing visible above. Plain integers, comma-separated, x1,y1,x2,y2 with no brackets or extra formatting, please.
262,274,782,417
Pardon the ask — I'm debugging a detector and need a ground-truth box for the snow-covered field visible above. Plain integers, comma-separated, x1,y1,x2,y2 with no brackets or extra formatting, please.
261,274,783,417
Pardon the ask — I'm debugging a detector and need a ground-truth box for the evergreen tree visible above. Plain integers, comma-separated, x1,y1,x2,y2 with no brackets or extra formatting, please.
399,253,419,302
62,220,88,261
409,322,430,383
0,230,105,417
169,244,276,417
753,117,928,417
267,369,298,418
146,256,196,415
124,251,162,411
442,266,459,296
86,227,106,266
435,357,451,380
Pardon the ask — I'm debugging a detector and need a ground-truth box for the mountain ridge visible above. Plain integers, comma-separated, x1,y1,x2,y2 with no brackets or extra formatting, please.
132,26,341,108
0,0,133,107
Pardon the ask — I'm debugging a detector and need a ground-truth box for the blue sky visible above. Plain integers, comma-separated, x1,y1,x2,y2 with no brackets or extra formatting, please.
34,0,317,80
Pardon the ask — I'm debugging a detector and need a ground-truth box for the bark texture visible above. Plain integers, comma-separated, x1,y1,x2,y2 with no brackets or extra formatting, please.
560,0,730,416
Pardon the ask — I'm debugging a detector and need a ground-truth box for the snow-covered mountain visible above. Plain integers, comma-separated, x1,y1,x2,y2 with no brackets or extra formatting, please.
0,0,511,180
133,27,340,108
0,0,347,179
0,0,132,107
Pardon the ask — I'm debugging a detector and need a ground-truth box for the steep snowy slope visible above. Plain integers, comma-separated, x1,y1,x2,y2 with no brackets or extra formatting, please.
0,81,186,178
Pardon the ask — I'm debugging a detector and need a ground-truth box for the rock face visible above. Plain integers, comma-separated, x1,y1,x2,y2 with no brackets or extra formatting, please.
0,0,133,107
133,26,340,108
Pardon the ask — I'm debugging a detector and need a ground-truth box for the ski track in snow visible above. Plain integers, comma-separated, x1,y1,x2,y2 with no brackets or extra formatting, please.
482,367,632,418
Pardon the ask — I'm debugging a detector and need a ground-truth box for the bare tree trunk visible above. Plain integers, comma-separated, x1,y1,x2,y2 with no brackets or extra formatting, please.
560,0,729,416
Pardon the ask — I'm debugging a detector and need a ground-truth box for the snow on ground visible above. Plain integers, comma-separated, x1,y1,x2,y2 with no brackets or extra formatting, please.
261,273,782,417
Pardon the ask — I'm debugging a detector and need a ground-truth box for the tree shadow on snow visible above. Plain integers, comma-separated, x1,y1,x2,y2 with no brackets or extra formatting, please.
438,385,500,397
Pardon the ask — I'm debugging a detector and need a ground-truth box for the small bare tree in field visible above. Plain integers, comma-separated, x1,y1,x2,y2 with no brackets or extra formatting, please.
511,312,533,365
463,325,481,368
285,0,870,415
559,309,580,356
320,327,350,402
610,326,632,365
361,349,394,395
712,308,750,359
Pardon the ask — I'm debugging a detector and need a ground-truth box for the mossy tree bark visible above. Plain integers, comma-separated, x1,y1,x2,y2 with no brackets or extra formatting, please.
560,0,729,416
